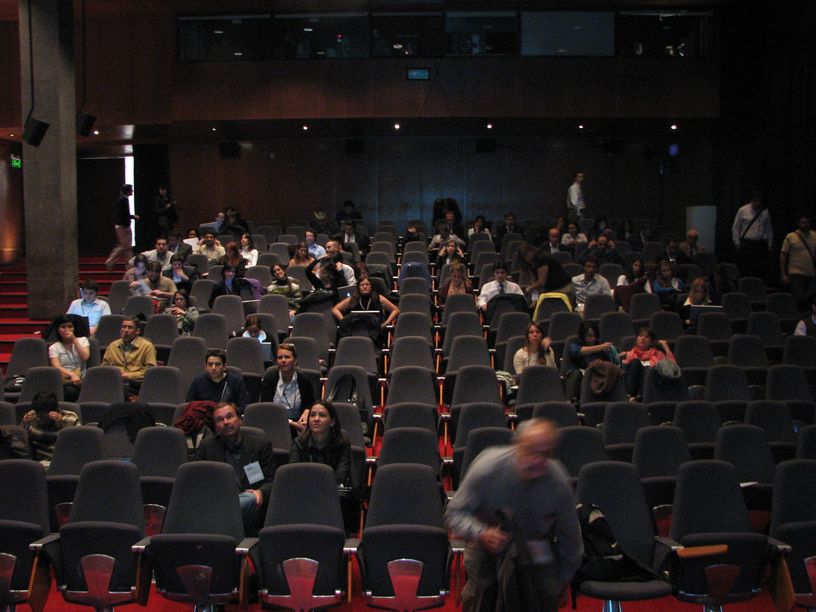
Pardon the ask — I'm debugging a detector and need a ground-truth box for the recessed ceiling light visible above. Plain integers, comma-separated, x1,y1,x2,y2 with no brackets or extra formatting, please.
303,27,313,32
670,124,678,130
212,128,217,132
393,43,403,50
486,123,493,129
233,51,243,57
578,124,585,129
93,130,100,135
302,125,309,131
393,123,400,130
213,29,224,34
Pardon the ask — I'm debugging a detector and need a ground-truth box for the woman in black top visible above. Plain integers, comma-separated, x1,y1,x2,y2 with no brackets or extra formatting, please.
518,245,572,297
305,256,346,302
289,401,351,487
332,276,399,347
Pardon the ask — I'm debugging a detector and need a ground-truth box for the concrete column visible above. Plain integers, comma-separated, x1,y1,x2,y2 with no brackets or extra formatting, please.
18,0,78,319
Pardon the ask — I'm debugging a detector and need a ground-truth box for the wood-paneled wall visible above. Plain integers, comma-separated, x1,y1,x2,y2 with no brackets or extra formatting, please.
168,133,715,235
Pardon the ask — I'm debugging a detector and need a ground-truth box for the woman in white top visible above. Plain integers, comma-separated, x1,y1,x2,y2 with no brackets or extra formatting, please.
48,315,90,402
239,233,259,268
467,215,492,241
561,222,588,248
513,322,556,377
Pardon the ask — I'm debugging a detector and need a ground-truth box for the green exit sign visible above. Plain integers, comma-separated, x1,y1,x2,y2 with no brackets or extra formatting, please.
10,154,21,169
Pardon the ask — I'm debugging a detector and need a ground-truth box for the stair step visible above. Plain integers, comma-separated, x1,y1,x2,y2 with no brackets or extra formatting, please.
0,293,27,306
0,333,37,353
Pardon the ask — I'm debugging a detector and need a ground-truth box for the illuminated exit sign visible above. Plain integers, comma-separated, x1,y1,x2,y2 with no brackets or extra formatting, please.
10,154,21,169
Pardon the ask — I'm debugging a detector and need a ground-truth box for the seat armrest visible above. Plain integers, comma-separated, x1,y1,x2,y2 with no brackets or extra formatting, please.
343,537,360,555
767,537,792,554
29,533,60,552
132,536,151,554
654,536,683,551
236,537,259,555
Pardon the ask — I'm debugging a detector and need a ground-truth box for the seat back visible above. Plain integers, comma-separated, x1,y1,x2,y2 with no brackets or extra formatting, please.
139,366,184,405
632,426,690,477
192,313,230,350
48,426,107,475
77,366,126,404
714,424,776,484
131,426,189,477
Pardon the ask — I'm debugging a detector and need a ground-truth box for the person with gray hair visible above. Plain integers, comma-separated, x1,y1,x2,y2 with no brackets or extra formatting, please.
445,419,582,611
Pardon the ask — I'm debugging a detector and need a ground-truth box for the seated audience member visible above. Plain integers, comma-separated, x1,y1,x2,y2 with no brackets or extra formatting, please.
468,215,492,240
649,259,685,310
616,257,650,290
164,289,199,335
266,263,302,318
403,223,423,244
124,253,149,285
208,263,243,308
679,228,705,261
186,350,249,416
571,255,611,311
289,241,315,267
186,228,199,240
794,294,816,336
196,231,226,263
442,209,466,242
304,229,326,260
561,222,588,248
708,263,737,305
324,240,357,282
617,219,641,251
429,222,466,252
588,216,612,241
340,220,369,252
436,238,466,269
136,236,173,271
236,233,257,268
663,236,691,266
476,263,524,311
21,391,79,462
221,240,248,276
679,277,712,327
335,199,364,225
195,401,275,534
493,211,524,248
518,245,573,303
48,314,90,402
439,261,473,306
141,261,177,310
289,400,351,487
305,257,345,303
620,327,677,401
332,276,399,347
565,320,617,401
241,314,268,342
581,234,624,266
513,322,556,375
163,253,197,293
66,279,110,334
260,343,321,431
224,208,250,238
101,313,156,398
542,227,570,256
167,231,193,260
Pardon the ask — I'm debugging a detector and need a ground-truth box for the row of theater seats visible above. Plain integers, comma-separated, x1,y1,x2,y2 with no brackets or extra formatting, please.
0,448,452,610
4,416,816,610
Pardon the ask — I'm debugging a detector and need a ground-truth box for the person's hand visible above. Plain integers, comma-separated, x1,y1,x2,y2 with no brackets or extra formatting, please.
245,489,263,506
48,410,62,422
133,214,140,221
541,336,552,351
68,373,81,385
600,341,613,350
298,412,309,428
149,289,161,297
129,281,140,289
120,370,130,380
22,412,35,423
658,340,670,351
479,527,509,554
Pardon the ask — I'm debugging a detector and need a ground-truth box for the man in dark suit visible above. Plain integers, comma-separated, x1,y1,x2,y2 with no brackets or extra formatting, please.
167,231,193,261
493,211,524,249
259,342,321,432
195,401,275,533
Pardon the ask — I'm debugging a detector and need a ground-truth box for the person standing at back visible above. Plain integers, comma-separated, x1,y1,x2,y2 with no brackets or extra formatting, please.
732,193,773,281
105,184,139,270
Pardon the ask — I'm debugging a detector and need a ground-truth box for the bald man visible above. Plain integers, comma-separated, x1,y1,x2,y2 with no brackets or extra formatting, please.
445,419,582,611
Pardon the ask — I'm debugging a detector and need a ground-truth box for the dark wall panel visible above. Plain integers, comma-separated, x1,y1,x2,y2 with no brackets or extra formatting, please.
77,157,124,251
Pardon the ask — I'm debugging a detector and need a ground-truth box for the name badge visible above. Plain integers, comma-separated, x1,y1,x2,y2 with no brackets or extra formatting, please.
243,461,264,485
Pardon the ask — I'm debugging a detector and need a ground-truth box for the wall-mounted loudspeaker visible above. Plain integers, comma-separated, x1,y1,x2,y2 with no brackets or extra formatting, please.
218,141,241,159
23,117,50,147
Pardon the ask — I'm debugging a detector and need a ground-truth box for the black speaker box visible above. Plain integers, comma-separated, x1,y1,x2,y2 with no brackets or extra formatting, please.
23,117,50,147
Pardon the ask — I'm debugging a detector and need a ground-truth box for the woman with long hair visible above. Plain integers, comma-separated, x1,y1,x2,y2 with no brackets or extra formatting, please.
289,241,315,267
438,261,473,305
164,289,199,334
332,276,399,346
289,400,351,486
513,322,556,375
239,233,258,267
48,315,90,402
266,263,302,318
